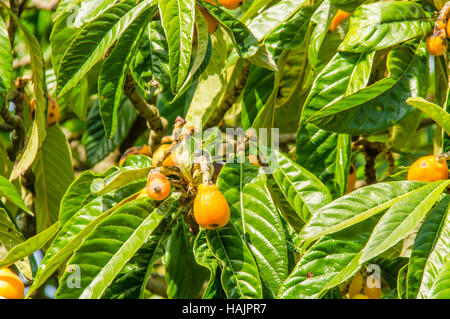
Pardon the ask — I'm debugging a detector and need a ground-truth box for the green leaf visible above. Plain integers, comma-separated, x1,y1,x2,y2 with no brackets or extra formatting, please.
0,175,32,215
296,123,351,198
263,5,315,62
158,0,195,93
55,194,181,299
206,223,263,299
241,66,274,129
82,99,137,167
270,150,333,223
171,8,212,101
407,196,450,298
51,0,117,73
397,264,408,299
247,0,308,42
27,181,144,296
193,230,226,299
58,168,119,227
165,220,209,299
56,0,152,97
1,3,47,181
299,181,428,243
0,15,12,96
0,222,59,268
278,217,377,299
131,21,170,92
0,209,24,250
91,167,151,196
267,176,305,232
360,180,450,263
102,203,181,299
217,163,289,297
308,0,331,70
417,198,450,298
302,44,405,123
33,125,74,233
406,97,450,136
185,28,231,127
199,0,259,58
429,259,450,298
253,47,309,133
98,5,156,138
339,2,432,53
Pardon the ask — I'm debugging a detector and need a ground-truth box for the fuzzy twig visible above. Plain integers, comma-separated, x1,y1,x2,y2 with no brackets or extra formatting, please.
124,71,168,151
352,138,386,185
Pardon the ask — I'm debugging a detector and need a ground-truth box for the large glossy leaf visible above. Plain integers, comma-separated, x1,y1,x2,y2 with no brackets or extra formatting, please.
0,15,12,96
296,123,351,198
102,203,181,299
241,66,274,129
264,5,314,62
165,220,209,299
171,8,212,101
303,41,421,134
205,222,263,299
429,259,450,298
406,97,450,136
278,217,377,298
308,0,331,70
339,2,432,53
27,181,144,296
1,3,47,181
0,175,32,215
417,198,450,299
56,194,181,299
0,222,59,268
270,150,332,223
252,47,308,133
91,167,152,196
33,125,74,233
193,230,226,299
360,181,450,263
247,0,307,42
406,196,450,299
82,99,137,167
185,28,231,127
51,0,116,73
302,42,415,123
131,21,170,93
158,0,195,93
58,168,119,227
266,176,305,233
299,181,429,243
56,0,152,97
217,164,288,297
98,5,156,138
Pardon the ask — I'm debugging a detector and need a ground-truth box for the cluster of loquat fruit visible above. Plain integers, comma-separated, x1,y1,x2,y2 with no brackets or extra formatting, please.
118,119,253,230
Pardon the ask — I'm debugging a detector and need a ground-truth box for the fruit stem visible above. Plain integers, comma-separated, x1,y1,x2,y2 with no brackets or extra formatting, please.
437,2,450,21
199,155,211,185
437,152,449,162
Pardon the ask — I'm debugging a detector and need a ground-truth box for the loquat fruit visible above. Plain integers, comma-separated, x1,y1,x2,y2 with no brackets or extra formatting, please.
407,155,448,182
194,183,230,229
